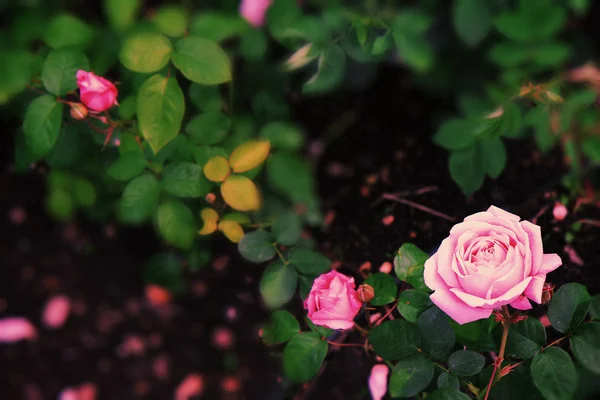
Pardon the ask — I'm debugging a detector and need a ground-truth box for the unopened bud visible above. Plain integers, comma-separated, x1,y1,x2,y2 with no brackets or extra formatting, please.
541,283,555,305
69,102,88,120
357,283,375,303
552,202,568,221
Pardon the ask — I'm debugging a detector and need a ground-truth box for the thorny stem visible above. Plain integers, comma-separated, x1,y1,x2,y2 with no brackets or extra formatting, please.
374,303,397,326
354,322,369,336
326,340,365,348
381,193,456,222
542,334,570,351
483,306,512,400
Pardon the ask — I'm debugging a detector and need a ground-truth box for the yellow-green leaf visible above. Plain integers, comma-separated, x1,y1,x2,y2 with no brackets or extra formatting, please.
203,155,230,182
221,175,261,211
229,139,271,173
218,220,245,243
199,207,219,235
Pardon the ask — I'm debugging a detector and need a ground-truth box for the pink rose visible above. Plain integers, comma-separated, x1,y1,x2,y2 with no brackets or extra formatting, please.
0,317,37,343
76,70,118,112
239,0,272,27
304,270,362,330
424,206,562,325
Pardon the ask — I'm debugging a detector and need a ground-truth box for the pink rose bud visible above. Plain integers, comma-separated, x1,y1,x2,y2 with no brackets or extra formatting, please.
552,202,568,221
304,270,362,330
357,283,375,303
541,282,555,305
43,295,71,329
0,317,37,343
239,0,272,27
69,102,88,120
368,364,389,400
175,374,204,400
424,206,562,325
76,70,118,112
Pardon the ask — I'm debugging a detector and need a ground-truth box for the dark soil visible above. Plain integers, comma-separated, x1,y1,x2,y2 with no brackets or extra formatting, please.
2,65,600,400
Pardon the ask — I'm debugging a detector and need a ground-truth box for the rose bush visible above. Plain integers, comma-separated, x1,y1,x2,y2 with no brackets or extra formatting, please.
76,70,118,112
424,205,563,324
304,270,362,329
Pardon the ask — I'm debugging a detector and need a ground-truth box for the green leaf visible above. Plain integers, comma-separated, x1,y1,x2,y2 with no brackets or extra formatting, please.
448,350,485,376
104,0,140,31
570,322,600,375
569,0,591,15
267,152,316,203
119,33,172,73
437,372,460,390
418,306,456,360
0,49,35,104
262,310,301,345
189,84,222,111
240,29,268,61
480,136,507,179
41,49,89,96
188,13,248,42
532,42,571,67
185,112,231,145
531,347,578,400
171,37,232,85
389,354,435,398
108,152,147,181
46,188,73,221
449,143,486,196
494,318,545,360
434,119,479,150
193,146,228,166
306,318,334,338
260,121,305,151
288,249,331,276
152,6,188,37
143,252,184,294
283,332,328,383
272,211,302,246
71,177,96,207
489,42,529,67
397,290,433,323
548,282,592,333
590,294,600,319
238,231,276,263
156,200,197,250
44,14,94,49
119,174,161,224
451,316,497,352
23,95,64,158
392,11,434,72
260,260,298,308
303,44,346,95
427,388,470,400
525,106,555,152
267,0,302,41
161,162,210,198
369,320,421,360
453,0,492,47
500,103,524,138
394,243,431,292
365,273,398,306
137,74,185,154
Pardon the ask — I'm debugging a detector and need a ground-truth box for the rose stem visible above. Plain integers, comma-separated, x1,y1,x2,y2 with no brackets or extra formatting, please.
325,340,365,348
353,323,369,336
274,246,289,265
381,193,456,222
483,306,511,400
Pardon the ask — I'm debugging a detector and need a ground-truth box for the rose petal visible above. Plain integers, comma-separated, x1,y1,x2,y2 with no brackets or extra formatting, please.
538,253,562,275
523,275,546,304
521,221,543,275
486,205,521,222
451,277,532,309
436,237,461,287
424,254,447,292
430,288,492,325
308,316,354,330
368,364,389,400
509,295,532,310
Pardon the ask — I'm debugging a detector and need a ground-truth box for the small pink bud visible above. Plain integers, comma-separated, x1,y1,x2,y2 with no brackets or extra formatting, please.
0,317,37,343
76,70,118,112
368,364,389,400
552,202,568,221
69,102,88,120
379,261,392,274
175,374,204,400
43,295,71,329
541,283,555,305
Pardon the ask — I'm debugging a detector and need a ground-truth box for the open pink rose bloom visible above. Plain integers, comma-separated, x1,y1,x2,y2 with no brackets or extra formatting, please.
239,0,273,27
76,70,118,112
304,270,362,330
424,205,562,324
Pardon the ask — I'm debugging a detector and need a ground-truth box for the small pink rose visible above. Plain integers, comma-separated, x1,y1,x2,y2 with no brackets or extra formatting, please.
304,270,362,330
239,0,272,27
552,202,568,221
368,364,389,400
76,70,118,112
424,205,562,325
0,317,37,343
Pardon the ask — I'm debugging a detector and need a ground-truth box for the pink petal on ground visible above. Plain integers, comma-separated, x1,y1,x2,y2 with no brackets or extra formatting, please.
175,374,204,400
0,317,37,343
43,295,71,329
368,364,389,400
